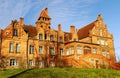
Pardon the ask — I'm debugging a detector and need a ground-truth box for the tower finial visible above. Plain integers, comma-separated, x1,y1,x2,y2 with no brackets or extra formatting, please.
97,14,103,21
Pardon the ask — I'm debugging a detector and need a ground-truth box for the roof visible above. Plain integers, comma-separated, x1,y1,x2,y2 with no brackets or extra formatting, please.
23,25,37,37
77,21,96,39
38,8,51,20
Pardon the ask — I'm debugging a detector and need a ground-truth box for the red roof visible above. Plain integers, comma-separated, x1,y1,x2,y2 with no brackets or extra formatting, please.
38,8,51,20
77,21,96,39
24,25,37,38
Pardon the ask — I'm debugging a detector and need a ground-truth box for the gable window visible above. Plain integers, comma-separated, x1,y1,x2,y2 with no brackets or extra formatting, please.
10,43,14,53
50,35,54,41
10,59,17,66
29,60,34,66
60,48,64,56
70,46,74,55
16,43,20,53
50,47,54,55
93,48,97,54
39,46,43,54
77,46,82,54
39,34,43,40
13,29,18,36
30,45,34,54
59,36,63,42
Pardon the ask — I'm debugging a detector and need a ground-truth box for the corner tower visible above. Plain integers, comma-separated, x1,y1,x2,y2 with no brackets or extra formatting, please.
36,8,51,29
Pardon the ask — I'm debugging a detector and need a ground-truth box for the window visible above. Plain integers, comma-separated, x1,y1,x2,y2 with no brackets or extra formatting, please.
39,46,43,54
30,45,34,54
29,60,34,66
50,47,54,55
16,43,20,53
13,29,18,36
101,40,105,45
93,48,97,54
105,41,108,46
59,36,63,42
84,46,91,55
50,35,54,41
10,43,14,53
50,61,55,67
97,39,100,44
66,48,69,55
70,46,74,54
45,34,47,40
107,52,110,59
77,46,82,54
102,51,106,57
60,48,64,56
39,34,43,40
39,60,44,68
10,59,17,66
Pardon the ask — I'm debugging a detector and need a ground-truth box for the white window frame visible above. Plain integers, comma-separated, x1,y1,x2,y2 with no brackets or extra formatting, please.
39,46,43,54
93,48,97,54
29,60,34,66
30,45,34,54
16,43,20,53
70,46,74,54
10,43,14,53
10,59,17,66
77,46,82,54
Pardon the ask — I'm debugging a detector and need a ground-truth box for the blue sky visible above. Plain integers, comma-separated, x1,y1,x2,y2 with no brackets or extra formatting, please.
0,0,120,60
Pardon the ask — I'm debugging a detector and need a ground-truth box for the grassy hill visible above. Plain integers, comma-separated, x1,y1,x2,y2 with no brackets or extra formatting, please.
0,68,120,78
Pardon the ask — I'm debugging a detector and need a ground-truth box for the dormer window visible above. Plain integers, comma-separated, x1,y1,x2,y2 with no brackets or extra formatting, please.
13,29,18,36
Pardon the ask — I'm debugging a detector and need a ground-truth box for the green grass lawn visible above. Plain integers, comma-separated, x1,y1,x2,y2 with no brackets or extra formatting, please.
0,68,28,78
0,68,120,78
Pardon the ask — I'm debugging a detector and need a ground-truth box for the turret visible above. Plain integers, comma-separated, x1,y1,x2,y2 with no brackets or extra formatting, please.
36,8,51,30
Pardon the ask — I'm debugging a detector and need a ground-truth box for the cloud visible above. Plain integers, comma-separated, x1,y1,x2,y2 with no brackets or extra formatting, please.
0,0,99,30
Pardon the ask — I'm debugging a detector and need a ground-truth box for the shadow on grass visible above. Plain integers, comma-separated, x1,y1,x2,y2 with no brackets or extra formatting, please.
8,68,33,78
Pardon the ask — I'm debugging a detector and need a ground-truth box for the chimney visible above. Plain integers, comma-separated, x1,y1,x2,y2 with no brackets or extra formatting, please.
20,17,24,26
58,24,62,31
70,25,75,33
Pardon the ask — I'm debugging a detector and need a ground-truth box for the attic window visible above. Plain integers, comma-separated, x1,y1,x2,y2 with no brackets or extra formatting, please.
13,29,18,36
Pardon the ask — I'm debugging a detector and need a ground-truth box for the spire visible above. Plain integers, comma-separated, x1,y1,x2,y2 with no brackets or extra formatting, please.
97,14,103,22
38,8,51,20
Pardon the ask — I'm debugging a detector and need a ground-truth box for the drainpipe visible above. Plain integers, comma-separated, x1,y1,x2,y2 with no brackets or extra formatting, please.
26,38,29,69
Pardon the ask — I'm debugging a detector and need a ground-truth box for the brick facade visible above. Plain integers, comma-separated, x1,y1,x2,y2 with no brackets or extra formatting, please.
0,8,117,69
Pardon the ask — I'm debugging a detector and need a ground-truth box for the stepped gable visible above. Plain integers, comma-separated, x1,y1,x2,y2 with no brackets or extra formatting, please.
77,21,96,39
38,8,51,20
23,25,37,37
